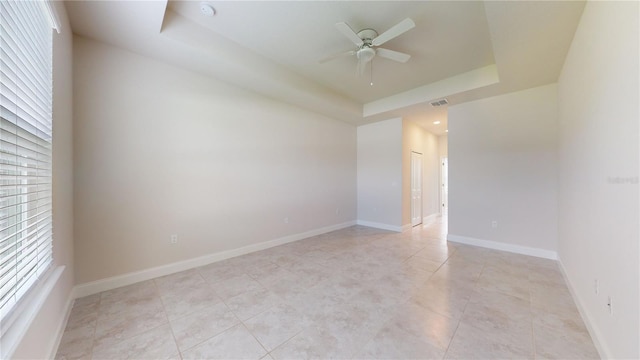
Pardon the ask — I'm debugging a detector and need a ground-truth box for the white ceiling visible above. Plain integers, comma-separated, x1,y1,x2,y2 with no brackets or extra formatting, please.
168,1,495,104
65,1,586,135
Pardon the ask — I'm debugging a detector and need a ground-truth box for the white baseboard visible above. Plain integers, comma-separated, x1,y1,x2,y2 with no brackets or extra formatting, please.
74,221,356,298
422,213,438,226
447,234,558,260
399,214,439,233
557,257,609,359
46,288,75,359
356,220,402,232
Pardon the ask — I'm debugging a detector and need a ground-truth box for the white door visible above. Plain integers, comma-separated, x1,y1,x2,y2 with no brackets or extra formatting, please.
441,157,448,215
411,151,423,227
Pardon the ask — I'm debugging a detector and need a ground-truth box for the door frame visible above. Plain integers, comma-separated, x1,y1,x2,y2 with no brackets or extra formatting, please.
440,156,448,215
411,151,423,227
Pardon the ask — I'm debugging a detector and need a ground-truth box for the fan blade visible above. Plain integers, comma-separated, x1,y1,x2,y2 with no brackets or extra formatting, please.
319,50,356,64
335,22,364,46
376,48,411,63
371,18,415,46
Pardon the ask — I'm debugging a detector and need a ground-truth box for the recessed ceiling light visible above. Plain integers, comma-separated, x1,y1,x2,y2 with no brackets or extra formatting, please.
445,129,449,132
433,121,441,125
200,3,216,17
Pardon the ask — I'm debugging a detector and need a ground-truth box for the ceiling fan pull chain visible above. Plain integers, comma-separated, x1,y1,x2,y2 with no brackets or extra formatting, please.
370,59,374,86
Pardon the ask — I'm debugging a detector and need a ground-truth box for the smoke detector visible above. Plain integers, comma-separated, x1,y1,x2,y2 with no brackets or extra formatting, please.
200,3,216,17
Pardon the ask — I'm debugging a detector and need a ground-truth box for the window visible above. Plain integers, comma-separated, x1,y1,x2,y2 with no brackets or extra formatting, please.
0,0,55,322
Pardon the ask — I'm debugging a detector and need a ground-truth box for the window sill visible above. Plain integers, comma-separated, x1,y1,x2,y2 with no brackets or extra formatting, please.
0,265,65,359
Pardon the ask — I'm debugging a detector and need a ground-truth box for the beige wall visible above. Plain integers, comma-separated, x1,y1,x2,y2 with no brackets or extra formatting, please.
557,1,639,357
422,129,440,218
73,37,357,284
401,120,440,227
356,118,403,229
12,2,75,358
448,84,558,253
438,134,448,158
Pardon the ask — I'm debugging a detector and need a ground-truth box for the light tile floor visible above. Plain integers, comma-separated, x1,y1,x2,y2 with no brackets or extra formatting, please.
55,218,599,359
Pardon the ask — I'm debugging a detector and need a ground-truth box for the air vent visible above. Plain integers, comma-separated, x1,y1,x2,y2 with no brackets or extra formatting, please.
430,99,448,107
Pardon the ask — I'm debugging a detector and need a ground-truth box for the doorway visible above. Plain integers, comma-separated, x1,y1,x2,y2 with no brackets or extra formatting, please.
441,157,448,215
411,151,423,227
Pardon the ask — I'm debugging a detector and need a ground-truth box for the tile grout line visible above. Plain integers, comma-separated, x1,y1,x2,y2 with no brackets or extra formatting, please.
529,277,537,360
265,325,306,359
442,262,487,359
88,293,103,359
265,328,304,359
239,320,271,358
152,278,184,360
214,265,286,358
173,267,248,354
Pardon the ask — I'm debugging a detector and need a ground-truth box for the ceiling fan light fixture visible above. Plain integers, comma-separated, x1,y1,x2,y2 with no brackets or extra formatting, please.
357,47,376,63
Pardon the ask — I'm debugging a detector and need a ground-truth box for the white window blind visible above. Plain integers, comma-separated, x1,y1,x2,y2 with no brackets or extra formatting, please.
0,0,53,321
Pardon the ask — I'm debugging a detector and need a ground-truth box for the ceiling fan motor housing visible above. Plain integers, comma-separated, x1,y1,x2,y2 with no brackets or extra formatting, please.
357,28,379,43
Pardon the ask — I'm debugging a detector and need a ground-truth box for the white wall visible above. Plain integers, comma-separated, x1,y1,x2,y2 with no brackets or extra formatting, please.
73,37,357,284
557,1,639,358
357,118,403,230
401,120,440,226
12,2,75,358
448,84,558,257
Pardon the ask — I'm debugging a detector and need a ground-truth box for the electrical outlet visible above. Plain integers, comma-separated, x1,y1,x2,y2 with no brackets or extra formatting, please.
284,217,289,224
491,220,498,229
594,279,599,294
170,234,178,244
607,296,613,315
335,207,340,215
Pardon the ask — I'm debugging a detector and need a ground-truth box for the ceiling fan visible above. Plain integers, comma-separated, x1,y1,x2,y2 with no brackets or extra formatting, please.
320,18,415,76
